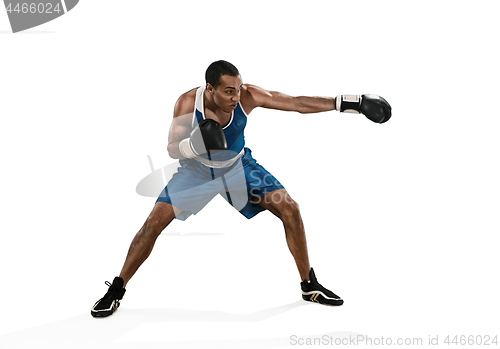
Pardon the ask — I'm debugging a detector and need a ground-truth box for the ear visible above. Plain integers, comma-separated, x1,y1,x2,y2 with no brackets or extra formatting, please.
206,83,215,94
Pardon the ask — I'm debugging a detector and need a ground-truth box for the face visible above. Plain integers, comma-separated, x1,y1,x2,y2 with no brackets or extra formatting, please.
207,74,243,113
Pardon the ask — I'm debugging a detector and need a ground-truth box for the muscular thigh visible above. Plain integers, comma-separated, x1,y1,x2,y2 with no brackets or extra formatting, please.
252,189,297,217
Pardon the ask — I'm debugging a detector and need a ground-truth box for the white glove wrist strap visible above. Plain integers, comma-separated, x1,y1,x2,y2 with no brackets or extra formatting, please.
179,138,197,159
336,95,362,114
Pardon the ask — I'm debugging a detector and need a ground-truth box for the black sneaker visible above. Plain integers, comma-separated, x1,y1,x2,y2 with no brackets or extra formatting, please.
300,268,343,306
91,277,126,318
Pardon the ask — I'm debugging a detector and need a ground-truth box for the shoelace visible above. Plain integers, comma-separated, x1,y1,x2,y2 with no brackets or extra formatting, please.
314,279,340,298
304,277,327,292
102,281,119,301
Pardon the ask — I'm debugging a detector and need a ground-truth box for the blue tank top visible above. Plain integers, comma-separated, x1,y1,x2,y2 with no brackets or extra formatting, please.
192,86,247,160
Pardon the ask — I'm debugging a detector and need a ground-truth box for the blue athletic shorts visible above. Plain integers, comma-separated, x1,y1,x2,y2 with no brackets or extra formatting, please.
156,148,284,220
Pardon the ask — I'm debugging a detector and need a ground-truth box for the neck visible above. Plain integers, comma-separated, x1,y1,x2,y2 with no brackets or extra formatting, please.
203,89,230,115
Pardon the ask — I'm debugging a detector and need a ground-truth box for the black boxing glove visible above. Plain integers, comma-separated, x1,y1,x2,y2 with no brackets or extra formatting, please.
179,119,227,159
336,94,392,123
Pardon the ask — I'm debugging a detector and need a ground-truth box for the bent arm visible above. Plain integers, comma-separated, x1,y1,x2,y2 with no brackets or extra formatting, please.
167,115,192,159
167,93,196,159
243,84,336,114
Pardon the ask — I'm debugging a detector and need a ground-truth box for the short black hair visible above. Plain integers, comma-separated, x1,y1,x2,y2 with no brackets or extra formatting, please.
205,60,239,89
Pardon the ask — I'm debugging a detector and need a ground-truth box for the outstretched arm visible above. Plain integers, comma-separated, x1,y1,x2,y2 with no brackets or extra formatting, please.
242,84,336,114
241,84,391,123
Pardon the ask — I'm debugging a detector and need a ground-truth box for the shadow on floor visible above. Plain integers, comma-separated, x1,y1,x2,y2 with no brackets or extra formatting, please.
0,300,360,348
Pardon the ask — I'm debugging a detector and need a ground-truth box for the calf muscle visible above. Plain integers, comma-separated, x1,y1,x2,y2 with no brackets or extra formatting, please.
119,202,177,287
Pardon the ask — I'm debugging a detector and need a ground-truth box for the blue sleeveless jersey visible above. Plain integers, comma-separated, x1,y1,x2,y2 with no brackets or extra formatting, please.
192,86,247,160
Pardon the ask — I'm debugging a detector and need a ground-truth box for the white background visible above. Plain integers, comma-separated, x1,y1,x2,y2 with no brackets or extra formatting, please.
1,0,499,348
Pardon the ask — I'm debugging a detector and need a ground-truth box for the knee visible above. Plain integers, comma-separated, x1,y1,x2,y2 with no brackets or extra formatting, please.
141,202,175,237
142,216,166,237
279,197,301,221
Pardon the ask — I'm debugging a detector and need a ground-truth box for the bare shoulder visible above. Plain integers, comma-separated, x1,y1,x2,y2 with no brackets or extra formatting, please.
240,84,272,114
242,84,271,99
174,87,198,118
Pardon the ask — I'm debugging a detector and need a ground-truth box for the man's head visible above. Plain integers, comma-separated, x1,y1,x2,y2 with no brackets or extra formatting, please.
206,60,243,113
205,60,240,90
